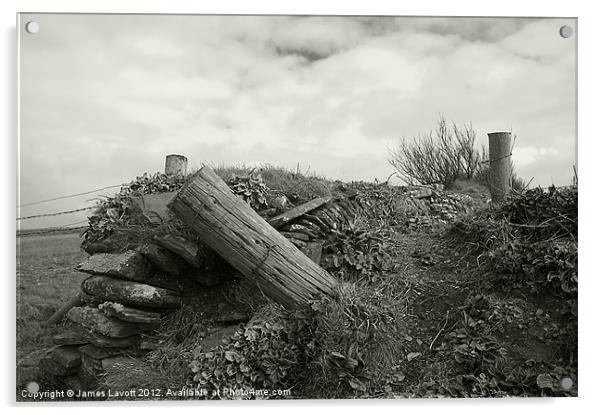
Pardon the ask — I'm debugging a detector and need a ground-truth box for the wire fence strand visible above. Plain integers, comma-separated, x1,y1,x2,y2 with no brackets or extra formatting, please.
18,184,124,208
16,206,96,221
16,220,89,237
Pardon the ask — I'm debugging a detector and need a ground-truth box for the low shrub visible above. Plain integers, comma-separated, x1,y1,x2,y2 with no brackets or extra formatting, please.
416,294,577,398
190,303,310,397
322,218,396,283
215,163,334,204
388,117,473,188
189,279,410,399
225,169,269,211
447,185,577,297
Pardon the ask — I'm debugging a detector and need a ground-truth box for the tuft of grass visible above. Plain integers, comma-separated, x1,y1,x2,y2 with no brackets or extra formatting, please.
186,277,413,399
16,232,88,389
103,304,210,394
212,163,335,204
302,280,411,397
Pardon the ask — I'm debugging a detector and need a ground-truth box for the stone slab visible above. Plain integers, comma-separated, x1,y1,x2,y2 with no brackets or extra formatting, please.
76,251,153,283
81,275,182,308
67,306,153,338
99,302,162,324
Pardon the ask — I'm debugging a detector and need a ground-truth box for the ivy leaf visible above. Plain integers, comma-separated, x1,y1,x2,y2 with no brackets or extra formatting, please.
407,352,422,361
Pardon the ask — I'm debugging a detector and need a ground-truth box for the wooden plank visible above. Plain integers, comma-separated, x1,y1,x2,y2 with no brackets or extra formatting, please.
300,214,331,234
168,166,337,309
43,292,83,327
281,223,320,239
267,196,332,229
297,219,327,237
81,275,182,308
66,306,154,338
75,251,154,283
279,231,310,241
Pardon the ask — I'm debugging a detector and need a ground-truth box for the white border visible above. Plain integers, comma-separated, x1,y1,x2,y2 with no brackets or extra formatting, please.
3,1,599,414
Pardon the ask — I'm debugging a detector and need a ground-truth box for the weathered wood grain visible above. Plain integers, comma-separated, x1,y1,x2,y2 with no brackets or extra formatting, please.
168,166,337,308
43,292,83,327
267,196,332,229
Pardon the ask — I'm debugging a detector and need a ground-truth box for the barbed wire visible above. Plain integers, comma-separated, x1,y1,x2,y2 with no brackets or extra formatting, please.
18,184,124,208
16,206,96,221
16,220,89,237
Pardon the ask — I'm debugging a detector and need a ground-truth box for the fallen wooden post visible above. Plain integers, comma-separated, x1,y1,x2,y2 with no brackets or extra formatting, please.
43,292,83,327
168,166,338,309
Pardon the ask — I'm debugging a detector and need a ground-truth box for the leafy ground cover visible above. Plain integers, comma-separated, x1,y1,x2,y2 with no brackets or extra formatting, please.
16,232,88,390
16,167,577,399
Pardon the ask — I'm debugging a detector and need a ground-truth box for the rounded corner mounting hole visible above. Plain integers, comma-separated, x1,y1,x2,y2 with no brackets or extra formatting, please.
559,25,573,38
560,377,573,390
25,21,40,34
26,381,40,393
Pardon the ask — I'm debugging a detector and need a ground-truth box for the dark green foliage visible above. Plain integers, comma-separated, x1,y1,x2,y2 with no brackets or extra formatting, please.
498,185,577,240
344,182,430,230
225,170,269,211
448,185,577,297
322,219,396,283
82,165,336,250
306,282,409,397
415,294,577,398
81,172,187,249
489,239,577,295
189,280,410,399
214,163,333,204
191,304,308,397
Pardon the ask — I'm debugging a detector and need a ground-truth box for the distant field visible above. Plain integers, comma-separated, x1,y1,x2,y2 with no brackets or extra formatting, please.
16,231,88,387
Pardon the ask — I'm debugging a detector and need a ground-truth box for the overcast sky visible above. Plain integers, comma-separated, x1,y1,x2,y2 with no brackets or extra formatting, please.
18,14,576,229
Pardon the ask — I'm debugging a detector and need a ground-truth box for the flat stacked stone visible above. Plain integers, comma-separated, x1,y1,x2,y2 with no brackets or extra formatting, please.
42,233,215,388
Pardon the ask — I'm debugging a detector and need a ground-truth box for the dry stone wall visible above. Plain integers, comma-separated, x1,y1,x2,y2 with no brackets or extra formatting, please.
39,178,478,389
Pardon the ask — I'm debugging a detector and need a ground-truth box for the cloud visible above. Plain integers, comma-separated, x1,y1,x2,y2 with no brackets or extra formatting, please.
18,14,576,228
513,146,561,166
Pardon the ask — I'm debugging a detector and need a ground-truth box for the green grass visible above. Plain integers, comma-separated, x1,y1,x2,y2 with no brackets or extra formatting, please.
16,231,88,388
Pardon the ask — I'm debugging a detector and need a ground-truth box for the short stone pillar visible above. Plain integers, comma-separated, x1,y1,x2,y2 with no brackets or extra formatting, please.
164,154,188,177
